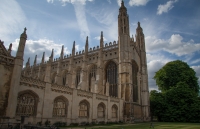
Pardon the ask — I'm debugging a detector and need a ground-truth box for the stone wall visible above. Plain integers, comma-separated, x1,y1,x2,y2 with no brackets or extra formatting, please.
16,78,123,125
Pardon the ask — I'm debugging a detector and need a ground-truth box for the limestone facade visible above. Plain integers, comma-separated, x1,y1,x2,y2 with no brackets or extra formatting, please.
0,1,150,125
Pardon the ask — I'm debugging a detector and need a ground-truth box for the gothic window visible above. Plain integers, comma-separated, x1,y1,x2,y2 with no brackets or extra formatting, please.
16,91,38,116
112,105,118,118
97,103,105,118
75,68,81,88
79,100,89,117
132,61,138,102
53,96,68,117
62,72,67,86
106,61,118,97
89,65,97,91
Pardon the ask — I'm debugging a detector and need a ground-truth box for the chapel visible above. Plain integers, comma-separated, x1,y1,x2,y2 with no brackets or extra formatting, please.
0,1,150,124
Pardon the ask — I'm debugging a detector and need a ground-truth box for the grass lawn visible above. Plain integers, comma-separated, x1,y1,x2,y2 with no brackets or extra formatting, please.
64,122,200,129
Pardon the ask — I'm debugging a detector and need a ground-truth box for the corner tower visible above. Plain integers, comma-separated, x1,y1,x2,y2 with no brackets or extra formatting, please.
118,1,132,100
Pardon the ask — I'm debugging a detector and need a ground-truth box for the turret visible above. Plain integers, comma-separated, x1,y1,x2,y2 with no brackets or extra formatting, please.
41,52,45,64
26,57,30,67
34,55,37,66
60,45,64,60
136,22,145,50
100,31,104,48
16,28,27,59
85,36,88,55
72,41,75,56
49,49,54,62
8,43,12,55
118,0,129,36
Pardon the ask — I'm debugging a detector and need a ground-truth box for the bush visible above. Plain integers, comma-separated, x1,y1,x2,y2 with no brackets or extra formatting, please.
45,119,50,127
91,121,96,125
98,121,105,125
119,120,124,124
37,121,42,126
69,123,78,126
53,122,67,127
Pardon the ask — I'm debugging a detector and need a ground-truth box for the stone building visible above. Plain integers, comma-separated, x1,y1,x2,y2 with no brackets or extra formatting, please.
0,1,150,125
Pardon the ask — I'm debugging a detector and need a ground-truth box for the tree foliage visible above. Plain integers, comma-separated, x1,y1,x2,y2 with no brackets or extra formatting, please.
150,60,200,122
154,60,199,94
150,83,200,122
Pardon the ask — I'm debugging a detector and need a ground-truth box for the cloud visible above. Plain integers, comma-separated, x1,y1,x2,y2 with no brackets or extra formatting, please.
94,36,107,41
157,0,178,15
0,0,26,44
11,38,70,66
147,54,173,90
117,0,121,6
75,44,80,51
191,65,200,85
88,7,118,41
46,0,93,40
107,0,111,4
73,3,90,40
147,60,166,90
129,0,150,6
145,34,200,56
47,0,54,3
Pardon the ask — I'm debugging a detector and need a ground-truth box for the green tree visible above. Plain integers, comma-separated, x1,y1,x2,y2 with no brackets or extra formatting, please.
150,90,166,121
154,60,199,94
163,82,200,122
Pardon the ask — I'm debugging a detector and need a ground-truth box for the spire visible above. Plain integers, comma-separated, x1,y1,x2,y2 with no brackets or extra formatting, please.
41,52,45,64
49,49,54,62
121,0,125,7
72,41,75,56
20,27,27,39
136,21,143,35
34,55,37,66
85,36,88,53
8,43,12,55
119,0,127,10
16,28,27,59
26,57,30,67
100,31,104,48
60,45,64,59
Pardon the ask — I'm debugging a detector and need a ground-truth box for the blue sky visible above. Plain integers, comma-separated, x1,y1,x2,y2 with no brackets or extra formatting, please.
0,0,200,91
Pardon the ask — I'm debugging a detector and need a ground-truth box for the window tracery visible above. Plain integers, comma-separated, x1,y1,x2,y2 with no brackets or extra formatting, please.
132,61,138,102
112,105,117,118
53,97,67,117
16,92,37,116
97,103,105,118
79,101,89,117
75,69,81,87
89,65,97,91
106,61,118,97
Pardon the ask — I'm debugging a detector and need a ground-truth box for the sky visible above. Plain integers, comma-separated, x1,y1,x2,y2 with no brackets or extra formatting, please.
0,0,200,91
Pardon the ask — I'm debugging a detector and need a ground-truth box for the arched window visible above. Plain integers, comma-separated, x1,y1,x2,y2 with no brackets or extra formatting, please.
112,105,118,118
75,68,81,88
16,91,38,116
97,103,105,118
62,71,67,86
79,100,89,117
53,96,68,117
89,65,97,91
132,61,138,102
106,61,118,97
